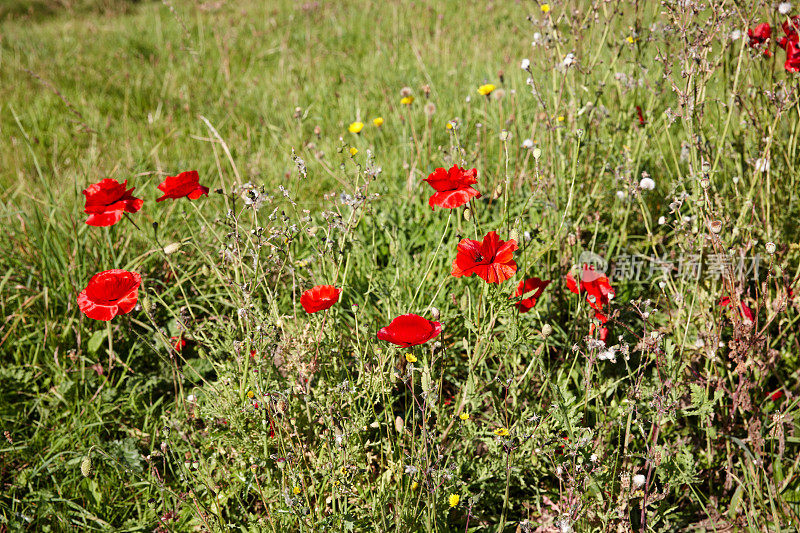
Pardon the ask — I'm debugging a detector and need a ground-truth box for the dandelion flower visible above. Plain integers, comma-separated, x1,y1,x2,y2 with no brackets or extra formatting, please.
405,353,418,363
247,390,255,399
494,427,510,437
373,117,384,127
448,494,460,507
521,58,530,70
779,2,792,15
349,147,358,156
348,121,364,134
401,96,414,105
522,138,534,149
632,474,646,488
478,83,496,96
459,412,470,421
639,177,655,190
541,3,550,13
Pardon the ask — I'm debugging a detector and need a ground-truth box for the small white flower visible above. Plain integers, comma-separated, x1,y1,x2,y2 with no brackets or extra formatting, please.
598,347,617,362
590,453,598,463
563,53,577,67
616,190,626,200
755,158,770,172
633,474,646,488
187,394,196,403
522,138,534,149
639,177,656,190
730,29,742,41
557,518,573,533
532,32,542,45
658,216,666,225
521,58,530,70
779,2,792,15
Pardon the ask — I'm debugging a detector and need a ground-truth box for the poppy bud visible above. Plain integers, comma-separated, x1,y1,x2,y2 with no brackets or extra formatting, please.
700,178,710,189
532,148,542,160
509,229,519,243
493,184,503,199
766,242,776,254
709,220,722,234
541,324,553,338
430,307,440,320
463,208,472,221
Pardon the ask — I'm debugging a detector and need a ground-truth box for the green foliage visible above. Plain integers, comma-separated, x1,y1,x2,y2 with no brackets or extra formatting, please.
2,0,800,532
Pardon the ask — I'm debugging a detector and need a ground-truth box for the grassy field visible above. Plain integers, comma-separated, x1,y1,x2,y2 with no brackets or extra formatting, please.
2,0,800,531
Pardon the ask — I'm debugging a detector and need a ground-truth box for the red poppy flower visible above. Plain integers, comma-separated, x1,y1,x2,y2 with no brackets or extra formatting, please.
785,40,800,72
452,231,518,284
156,170,210,202
779,16,800,49
82,179,144,227
300,285,341,313
590,323,610,342
718,296,754,322
510,277,551,313
77,269,142,321
635,105,646,126
171,336,186,352
377,314,442,347
769,389,784,401
566,265,615,322
423,165,481,210
748,23,772,56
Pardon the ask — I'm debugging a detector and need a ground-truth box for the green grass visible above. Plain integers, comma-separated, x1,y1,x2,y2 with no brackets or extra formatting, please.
2,0,800,531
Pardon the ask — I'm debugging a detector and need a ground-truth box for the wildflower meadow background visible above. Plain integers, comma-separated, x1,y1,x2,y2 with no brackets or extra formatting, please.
2,0,800,531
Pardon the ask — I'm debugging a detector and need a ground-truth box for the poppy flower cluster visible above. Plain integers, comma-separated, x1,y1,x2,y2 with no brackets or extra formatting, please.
748,18,800,71
82,171,209,228
78,170,209,321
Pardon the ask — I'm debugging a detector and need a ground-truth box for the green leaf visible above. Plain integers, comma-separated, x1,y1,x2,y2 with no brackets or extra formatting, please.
87,329,106,355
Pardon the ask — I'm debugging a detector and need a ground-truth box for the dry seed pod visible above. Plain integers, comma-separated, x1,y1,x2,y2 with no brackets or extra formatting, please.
81,454,93,477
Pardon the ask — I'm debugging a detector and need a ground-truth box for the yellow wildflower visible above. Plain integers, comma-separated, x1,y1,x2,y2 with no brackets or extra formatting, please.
373,117,384,127
400,96,414,105
292,486,301,495
348,121,364,134
494,427,510,437
411,481,418,490
247,390,255,399
448,494,460,507
541,3,550,13
459,412,470,421
405,353,417,363
349,147,358,156
478,83,496,96
557,115,565,122
446,122,454,130
626,36,635,44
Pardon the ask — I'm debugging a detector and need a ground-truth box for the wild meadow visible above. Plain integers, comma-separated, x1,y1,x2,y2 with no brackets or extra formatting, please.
1,0,800,531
